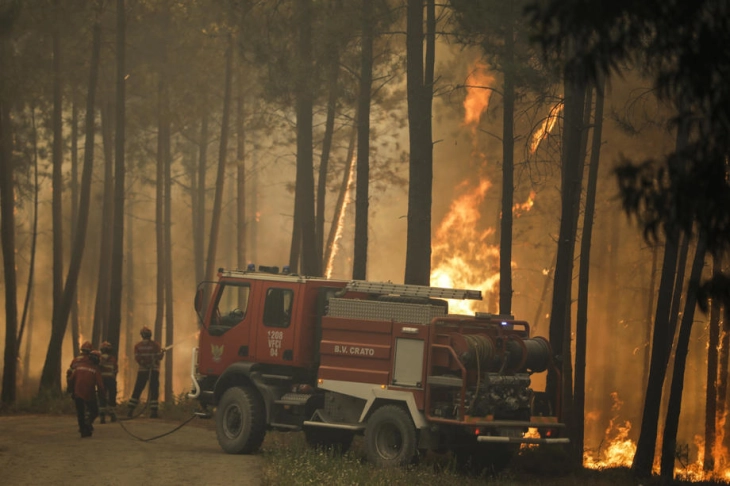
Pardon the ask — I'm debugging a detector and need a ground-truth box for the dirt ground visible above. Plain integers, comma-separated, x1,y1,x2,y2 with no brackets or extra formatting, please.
0,414,263,486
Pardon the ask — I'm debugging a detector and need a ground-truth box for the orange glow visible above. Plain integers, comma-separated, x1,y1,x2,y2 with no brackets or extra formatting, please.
324,152,356,279
513,190,535,217
529,102,563,153
584,393,636,469
430,177,499,314
463,62,496,128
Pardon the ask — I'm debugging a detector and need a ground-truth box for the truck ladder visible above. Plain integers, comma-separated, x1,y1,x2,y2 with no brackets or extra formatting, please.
345,280,482,301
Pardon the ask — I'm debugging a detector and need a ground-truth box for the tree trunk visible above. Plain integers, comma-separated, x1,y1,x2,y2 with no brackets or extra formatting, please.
194,112,208,284
124,192,135,397
404,0,434,285
204,34,234,283
0,74,18,404
704,253,722,471
154,76,168,342
92,99,114,345
106,0,127,353
642,244,659,395
237,67,247,271
660,236,707,479
499,14,514,316
353,0,373,281
632,110,690,477
40,15,101,393
163,90,173,403
69,102,80,356
47,0,64,392
17,106,41,356
574,78,604,464
546,59,586,417
316,37,340,267
291,0,319,277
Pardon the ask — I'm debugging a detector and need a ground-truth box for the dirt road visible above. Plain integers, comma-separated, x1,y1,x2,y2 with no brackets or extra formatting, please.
0,414,263,486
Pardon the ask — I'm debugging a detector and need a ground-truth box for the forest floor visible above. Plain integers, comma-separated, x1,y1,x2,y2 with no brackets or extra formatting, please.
0,413,263,486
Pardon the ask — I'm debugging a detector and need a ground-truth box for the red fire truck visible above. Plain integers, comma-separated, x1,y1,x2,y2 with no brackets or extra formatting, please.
188,266,567,470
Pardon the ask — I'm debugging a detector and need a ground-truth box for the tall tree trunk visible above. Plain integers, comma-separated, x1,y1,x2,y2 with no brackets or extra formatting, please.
290,0,319,277
353,0,373,281
204,35,234,283
40,15,102,392
0,73,18,404
632,109,690,477
704,253,722,471
48,0,64,391
499,14,515,316
92,99,114,345
574,78,604,464
154,76,167,342
642,244,659,395
163,95,173,403
70,102,80,355
546,59,586,417
237,68,247,270
660,236,707,479
316,39,340,267
106,0,127,353
124,192,135,397
404,0,434,285
194,112,208,284
18,106,41,355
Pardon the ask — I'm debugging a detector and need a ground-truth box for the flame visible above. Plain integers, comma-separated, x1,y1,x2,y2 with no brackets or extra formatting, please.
529,102,563,153
430,177,499,314
324,152,356,279
513,190,535,217
584,393,636,469
463,62,496,127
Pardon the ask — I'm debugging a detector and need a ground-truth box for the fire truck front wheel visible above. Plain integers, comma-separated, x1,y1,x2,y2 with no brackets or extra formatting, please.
365,405,417,468
216,386,266,454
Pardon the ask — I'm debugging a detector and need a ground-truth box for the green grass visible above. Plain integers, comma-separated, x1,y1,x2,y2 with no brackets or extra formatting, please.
2,396,728,486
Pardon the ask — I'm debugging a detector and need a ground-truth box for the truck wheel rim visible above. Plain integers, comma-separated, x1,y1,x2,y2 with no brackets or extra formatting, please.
223,404,242,438
375,422,403,460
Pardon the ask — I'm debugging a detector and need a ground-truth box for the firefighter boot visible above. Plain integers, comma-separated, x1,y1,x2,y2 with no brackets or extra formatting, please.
127,406,134,419
99,414,106,425
110,411,117,423
150,409,159,419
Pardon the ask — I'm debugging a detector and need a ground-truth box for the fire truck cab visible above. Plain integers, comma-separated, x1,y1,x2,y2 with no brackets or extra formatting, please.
189,266,568,470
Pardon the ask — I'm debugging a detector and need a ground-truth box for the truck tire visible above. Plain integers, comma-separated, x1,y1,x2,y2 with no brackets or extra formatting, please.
216,386,266,454
303,426,354,453
365,405,417,467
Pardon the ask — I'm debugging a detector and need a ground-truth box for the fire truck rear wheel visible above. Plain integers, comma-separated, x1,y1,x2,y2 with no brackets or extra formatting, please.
303,426,354,453
365,405,417,468
216,386,266,454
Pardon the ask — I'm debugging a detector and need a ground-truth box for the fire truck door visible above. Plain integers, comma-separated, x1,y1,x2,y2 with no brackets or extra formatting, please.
256,284,298,363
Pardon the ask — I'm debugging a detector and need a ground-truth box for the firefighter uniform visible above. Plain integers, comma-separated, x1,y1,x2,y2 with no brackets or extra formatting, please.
66,341,93,394
98,342,119,423
127,327,165,418
68,350,105,437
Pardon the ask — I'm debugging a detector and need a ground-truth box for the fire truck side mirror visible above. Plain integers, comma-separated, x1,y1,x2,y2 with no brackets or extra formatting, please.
194,288,204,314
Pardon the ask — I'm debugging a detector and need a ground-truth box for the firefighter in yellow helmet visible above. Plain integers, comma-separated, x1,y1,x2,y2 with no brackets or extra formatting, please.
127,327,165,418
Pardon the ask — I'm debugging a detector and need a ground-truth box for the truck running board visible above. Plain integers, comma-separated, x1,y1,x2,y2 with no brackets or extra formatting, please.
478,436,570,445
302,420,365,432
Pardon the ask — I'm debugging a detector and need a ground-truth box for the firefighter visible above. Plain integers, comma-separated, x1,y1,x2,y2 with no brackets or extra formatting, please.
127,326,165,418
68,349,105,438
98,341,118,424
66,341,93,394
